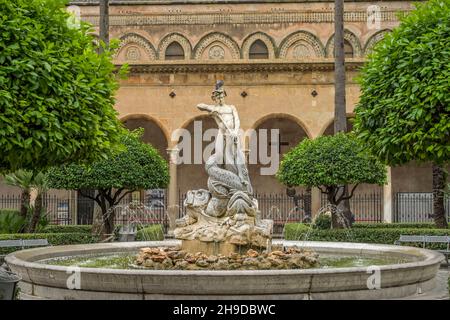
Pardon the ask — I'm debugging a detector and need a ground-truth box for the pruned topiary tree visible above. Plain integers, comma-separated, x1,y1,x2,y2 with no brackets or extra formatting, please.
277,133,386,228
0,0,125,172
46,130,170,235
353,0,450,228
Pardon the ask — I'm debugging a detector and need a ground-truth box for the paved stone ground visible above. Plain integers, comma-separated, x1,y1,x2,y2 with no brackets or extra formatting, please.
402,267,449,300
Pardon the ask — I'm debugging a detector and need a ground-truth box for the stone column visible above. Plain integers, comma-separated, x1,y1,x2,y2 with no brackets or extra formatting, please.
166,147,179,235
311,187,322,218
383,166,393,223
70,190,77,225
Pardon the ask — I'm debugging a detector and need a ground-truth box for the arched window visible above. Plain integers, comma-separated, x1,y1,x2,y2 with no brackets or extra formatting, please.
344,40,354,58
165,42,184,60
249,40,269,59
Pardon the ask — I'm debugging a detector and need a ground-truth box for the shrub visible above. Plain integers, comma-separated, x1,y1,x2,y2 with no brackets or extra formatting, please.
284,223,450,249
0,210,25,234
353,222,442,229
42,225,93,234
136,225,164,241
312,212,332,230
0,232,99,255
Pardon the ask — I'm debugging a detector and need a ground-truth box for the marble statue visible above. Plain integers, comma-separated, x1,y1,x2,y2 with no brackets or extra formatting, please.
174,81,273,252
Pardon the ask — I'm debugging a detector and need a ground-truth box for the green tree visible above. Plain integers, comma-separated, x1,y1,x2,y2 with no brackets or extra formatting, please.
354,0,450,228
0,0,125,172
4,170,34,221
277,133,386,228
3,170,48,233
46,130,170,235
27,172,49,233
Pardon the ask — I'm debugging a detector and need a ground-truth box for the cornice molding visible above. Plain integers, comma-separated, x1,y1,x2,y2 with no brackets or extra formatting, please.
120,59,365,73
70,0,415,5
80,10,408,26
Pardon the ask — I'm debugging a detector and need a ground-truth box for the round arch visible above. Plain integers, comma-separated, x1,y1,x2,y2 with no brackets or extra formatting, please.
120,115,170,162
115,33,157,61
176,115,218,195
318,113,355,136
157,32,192,60
241,32,276,59
364,29,391,55
251,113,312,139
248,114,311,194
325,29,362,58
278,30,325,58
193,32,241,60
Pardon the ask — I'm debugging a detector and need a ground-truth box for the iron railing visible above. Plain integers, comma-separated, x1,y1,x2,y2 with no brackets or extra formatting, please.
320,191,383,222
0,194,72,225
394,192,450,223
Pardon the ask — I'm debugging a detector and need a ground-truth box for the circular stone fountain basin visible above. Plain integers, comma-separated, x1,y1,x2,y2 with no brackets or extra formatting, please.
5,240,444,300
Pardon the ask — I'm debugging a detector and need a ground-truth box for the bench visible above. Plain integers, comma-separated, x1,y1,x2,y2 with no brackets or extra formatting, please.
395,235,450,265
0,239,50,264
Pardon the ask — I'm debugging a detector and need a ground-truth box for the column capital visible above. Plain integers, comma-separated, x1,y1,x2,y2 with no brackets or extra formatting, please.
166,147,179,164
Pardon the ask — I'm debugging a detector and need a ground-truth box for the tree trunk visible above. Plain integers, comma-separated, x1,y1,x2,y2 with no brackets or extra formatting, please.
98,196,114,236
18,189,31,233
333,0,354,226
20,190,30,219
326,186,352,229
432,163,448,228
337,185,354,227
334,0,346,134
99,0,109,53
27,193,43,233
326,187,343,229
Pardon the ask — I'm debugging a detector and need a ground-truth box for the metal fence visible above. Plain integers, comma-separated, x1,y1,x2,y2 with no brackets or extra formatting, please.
112,189,168,228
394,192,450,223
320,191,383,222
0,194,72,225
4,190,449,228
178,191,311,235
0,190,169,228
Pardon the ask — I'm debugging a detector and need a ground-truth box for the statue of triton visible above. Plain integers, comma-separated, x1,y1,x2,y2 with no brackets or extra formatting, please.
174,81,273,254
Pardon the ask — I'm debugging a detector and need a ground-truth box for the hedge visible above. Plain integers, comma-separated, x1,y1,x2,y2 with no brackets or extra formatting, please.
136,225,164,241
352,222,440,229
41,225,93,234
284,223,450,249
0,232,99,255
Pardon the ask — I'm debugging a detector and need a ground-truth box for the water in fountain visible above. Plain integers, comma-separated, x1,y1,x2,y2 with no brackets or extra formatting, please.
93,199,172,242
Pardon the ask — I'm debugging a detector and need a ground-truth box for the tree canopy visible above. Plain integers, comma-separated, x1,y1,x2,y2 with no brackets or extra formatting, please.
46,129,169,193
353,0,449,228
353,0,450,165
0,0,125,172
277,133,386,192
46,129,170,234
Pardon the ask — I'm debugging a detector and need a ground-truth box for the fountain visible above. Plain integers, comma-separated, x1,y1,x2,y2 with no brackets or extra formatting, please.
4,82,445,300
173,81,272,255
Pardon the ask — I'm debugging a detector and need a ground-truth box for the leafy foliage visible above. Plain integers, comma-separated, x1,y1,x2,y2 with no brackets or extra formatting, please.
0,210,25,234
277,133,386,190
284,223,450,249
46,129,169,235
352,222,442,229
135,225,165,241
41,225,93,234
312,212,332,230
46,130,169,191
354,0,450,165
0,0,125,172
